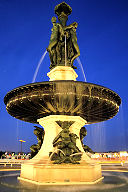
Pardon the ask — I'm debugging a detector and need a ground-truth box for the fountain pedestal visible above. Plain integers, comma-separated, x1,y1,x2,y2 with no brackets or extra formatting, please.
47,66,78,81
19,163,103,185
19,115,103,184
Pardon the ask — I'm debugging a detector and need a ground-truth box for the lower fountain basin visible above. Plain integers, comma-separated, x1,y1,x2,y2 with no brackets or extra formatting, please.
4,81,121,124
0,170,128,192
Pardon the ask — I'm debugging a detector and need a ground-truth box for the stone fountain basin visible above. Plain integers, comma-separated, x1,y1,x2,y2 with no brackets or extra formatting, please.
4,80,121,124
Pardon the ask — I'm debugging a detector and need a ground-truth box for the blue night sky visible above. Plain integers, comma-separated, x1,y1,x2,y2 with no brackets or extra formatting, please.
0,0,128,153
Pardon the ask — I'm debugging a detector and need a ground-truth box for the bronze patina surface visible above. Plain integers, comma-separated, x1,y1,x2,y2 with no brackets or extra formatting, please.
47,2,80,70
4,81,121,124
30,126,45,158
50,121,81,164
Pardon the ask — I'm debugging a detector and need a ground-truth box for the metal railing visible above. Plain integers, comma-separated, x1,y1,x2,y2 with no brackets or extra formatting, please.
0,159,28,168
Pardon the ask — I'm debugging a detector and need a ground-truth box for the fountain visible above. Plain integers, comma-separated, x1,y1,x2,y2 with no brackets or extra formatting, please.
4,2,121,185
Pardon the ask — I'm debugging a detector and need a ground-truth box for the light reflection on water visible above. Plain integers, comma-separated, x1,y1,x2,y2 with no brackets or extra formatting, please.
0,171,128,192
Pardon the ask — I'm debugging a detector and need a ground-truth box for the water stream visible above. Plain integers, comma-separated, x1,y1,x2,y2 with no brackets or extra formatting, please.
76,57,87,82
85,122,106,152
32,50,47,83
118,103,127,151
49,149,65,161
65,35,67,66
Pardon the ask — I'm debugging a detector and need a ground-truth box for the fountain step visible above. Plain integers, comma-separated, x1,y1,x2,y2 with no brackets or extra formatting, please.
19,162,103,184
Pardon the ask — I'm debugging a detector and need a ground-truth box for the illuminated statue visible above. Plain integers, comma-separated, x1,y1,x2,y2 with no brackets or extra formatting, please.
47,2,80,70
50,122,81,164
80,127,93,153
30,126,45,158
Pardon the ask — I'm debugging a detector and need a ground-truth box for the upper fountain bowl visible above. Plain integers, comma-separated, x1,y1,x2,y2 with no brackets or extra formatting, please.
4,80,121,124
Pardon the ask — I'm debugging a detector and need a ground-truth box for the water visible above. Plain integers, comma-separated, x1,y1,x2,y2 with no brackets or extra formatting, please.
1,170,128,191
16,120,19,142
85,122,106,152
86,102,126,153
117,103,127,151
65,35,67,66
76,57,87,82
48,149,65,164
32,51,47,83
44,149,66,167
70,152,83,157
49,149,65,160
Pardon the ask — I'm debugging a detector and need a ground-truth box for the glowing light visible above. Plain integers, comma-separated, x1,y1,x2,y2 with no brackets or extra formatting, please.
19,140,26,143
120,151,128,157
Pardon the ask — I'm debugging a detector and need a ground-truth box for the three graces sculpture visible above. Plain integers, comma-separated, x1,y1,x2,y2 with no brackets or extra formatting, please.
47,2,80,70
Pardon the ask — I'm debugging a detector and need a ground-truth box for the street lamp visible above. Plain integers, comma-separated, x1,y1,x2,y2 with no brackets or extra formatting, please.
19,140,26,153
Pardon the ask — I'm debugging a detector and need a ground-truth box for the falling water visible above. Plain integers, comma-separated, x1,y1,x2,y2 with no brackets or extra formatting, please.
45,149,66,167
85,122,106,152
120,103,127,150
32,50,47,83
16,120,19,141
116,103,127,151
70,152,83,157
65,35,67,66
76,57,87,82
49,149,65,161
16,119,23,152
